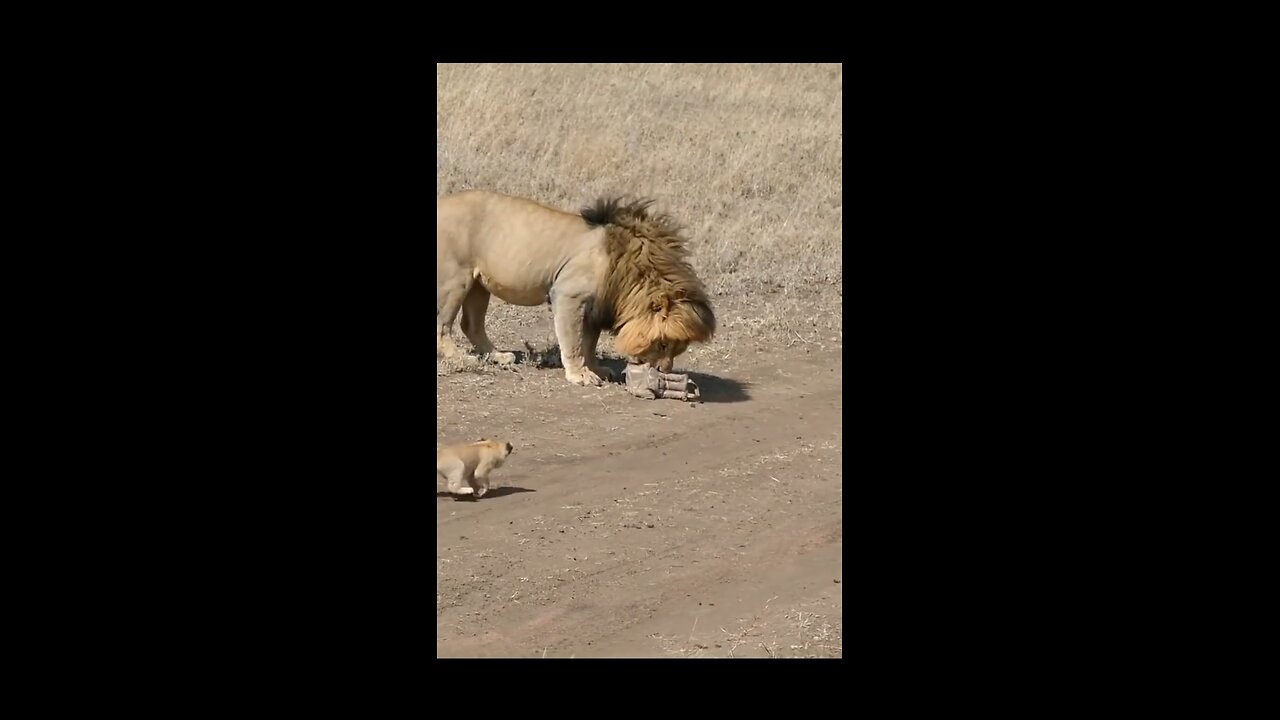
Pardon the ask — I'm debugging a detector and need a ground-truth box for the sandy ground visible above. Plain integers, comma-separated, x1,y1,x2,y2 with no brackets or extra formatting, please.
437,311,841,658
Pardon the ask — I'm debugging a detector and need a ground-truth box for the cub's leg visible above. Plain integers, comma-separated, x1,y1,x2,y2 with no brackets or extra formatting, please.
436,456,474,496
461,283,515,365
470,455,507,498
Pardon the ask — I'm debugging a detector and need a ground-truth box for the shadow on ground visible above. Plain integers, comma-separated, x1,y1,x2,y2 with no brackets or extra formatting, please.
594,359,753,404
465,353,752,404
687,372,751,403
436,487,537,501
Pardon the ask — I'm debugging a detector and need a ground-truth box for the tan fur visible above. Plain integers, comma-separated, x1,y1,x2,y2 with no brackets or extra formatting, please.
436,439,513,498
437,190,715,384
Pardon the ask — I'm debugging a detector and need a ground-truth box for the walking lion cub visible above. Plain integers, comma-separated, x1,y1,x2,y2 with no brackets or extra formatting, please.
436,439,514,498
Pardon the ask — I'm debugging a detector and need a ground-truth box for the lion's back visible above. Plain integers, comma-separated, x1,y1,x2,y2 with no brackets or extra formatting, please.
437,190,606,298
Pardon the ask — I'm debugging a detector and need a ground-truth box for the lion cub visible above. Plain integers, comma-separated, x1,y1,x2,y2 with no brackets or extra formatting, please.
436,439,514,498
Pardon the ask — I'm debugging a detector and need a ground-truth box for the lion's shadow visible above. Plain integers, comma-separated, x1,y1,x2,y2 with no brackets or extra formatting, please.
498,353,751,404
595,358,750,404
685,371,751,403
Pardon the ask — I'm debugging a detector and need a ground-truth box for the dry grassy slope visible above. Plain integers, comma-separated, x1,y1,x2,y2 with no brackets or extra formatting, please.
437,63,842,363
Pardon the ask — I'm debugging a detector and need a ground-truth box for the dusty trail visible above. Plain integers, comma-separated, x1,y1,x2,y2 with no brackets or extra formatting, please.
436,349,842,658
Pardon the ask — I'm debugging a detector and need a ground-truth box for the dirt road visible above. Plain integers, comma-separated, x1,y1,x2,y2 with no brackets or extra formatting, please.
436,347,843,658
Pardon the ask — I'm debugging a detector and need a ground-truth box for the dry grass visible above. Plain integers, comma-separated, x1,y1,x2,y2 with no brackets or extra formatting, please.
437,63,842,369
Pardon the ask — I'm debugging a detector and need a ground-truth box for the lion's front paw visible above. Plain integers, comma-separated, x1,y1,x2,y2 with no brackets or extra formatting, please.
451,485,474,495
587,363,616,382
565,367,605,387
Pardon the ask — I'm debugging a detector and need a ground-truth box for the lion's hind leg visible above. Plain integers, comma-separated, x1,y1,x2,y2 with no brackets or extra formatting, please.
437,270,471,361
461,283,515,365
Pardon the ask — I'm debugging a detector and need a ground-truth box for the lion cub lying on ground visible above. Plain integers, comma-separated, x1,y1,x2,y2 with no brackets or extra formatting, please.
436,439,513,498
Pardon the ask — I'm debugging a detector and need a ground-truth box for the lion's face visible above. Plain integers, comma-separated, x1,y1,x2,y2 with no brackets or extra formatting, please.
634,339,689,372
614,295,711,373
616,320,696,372
477,439,515,458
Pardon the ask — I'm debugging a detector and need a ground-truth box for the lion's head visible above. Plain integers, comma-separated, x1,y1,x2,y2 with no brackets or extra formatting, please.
583,197,716,372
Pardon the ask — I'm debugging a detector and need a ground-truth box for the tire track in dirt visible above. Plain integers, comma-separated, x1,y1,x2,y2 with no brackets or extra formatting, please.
436,351,842,657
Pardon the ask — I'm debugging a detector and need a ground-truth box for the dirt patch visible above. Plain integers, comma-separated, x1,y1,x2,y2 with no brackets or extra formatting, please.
437,322,841,657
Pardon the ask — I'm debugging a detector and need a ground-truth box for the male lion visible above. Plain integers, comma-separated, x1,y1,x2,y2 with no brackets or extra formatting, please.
436,190,715,386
